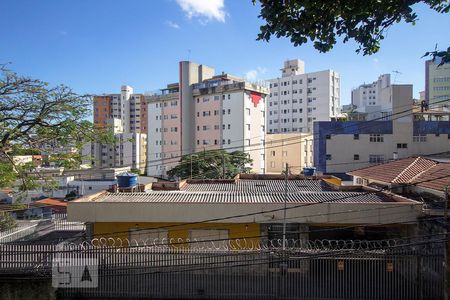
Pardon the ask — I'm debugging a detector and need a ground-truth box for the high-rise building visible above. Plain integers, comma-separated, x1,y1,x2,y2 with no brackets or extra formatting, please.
267,59,340,134
83,86,148,172
146,61,268,177
351,74,418,121
425,58,450,109
351,74,392,119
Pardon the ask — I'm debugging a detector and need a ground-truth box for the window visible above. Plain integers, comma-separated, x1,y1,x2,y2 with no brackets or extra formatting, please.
246,108,251,115
326,154,332,160
246,124,250,130
282,151,287,157
397,143,407,149
270,161,275,168
369,154,385,164
354,154,360,160
413,134,427,142
325,134,331,139
271,151,275,156
369,134,384,142
228,94,231,100
228,124,231,129
353,134,359,140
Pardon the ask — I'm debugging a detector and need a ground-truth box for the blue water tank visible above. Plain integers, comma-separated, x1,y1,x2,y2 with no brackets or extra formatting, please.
116,172,138,188
303,167,316,176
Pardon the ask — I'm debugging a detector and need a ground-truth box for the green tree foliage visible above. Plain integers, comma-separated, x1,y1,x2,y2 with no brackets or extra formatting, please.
254,0,450,62
0,65,112,189
0,212,17,232
167,150,253,180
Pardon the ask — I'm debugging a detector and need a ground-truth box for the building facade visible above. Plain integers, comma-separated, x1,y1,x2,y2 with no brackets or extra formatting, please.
314,85,450,175
146,62,268,177
265,133,313,174
84,86,148,172
267,59,340,134
351,74,393,120
425,58,450,109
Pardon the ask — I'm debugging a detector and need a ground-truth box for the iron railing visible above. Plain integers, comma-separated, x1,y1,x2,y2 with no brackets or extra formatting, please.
0,238,445,300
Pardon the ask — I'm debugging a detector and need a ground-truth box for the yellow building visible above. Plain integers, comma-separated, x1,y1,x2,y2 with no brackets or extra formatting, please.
265,133,313,174
425,59,450,106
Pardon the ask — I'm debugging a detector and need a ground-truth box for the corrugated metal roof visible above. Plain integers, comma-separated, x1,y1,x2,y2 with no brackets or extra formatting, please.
94,191,393,204
181,180,332,192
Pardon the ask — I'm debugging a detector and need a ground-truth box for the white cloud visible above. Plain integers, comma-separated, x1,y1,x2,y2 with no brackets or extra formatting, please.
372,58,379,64
166,21,180,29
176,0,226,23
245,66,267,81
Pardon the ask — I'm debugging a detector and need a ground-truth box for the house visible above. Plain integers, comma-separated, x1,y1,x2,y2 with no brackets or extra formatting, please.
68,174,422,248
348,156,450,208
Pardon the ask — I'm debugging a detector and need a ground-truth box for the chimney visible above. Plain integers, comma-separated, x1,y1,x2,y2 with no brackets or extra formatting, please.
393,152,398,160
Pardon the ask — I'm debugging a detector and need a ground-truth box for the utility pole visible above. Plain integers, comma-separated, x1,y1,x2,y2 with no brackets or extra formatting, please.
222,151,225,179
444,186,449,300
282,163,288,251
190,154,193,179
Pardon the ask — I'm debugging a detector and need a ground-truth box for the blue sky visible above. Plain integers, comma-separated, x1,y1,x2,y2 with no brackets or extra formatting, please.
1,0,449,104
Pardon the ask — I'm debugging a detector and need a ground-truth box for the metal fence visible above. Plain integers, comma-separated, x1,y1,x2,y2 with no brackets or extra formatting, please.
0,214,85,244
0,238,445,300
0,223,38,243
53,213,86,231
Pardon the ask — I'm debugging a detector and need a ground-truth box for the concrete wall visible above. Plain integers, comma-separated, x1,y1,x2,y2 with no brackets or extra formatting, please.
68,201,421,225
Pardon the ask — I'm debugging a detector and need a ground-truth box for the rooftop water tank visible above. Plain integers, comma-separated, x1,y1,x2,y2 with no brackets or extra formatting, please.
303,167,316,177
116,172,138,188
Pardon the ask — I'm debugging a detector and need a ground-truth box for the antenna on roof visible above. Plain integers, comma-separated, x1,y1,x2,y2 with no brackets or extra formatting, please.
392,70,402,84
187,49,191,62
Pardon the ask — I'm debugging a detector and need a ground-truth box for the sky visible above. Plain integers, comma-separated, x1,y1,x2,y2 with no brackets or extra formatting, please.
1,0,449,104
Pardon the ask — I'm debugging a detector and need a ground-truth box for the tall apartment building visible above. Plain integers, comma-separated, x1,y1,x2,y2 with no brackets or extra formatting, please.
146,61,268,177
425,58,450,108
83,86,148,172
267,59,340,134
351,74,392,119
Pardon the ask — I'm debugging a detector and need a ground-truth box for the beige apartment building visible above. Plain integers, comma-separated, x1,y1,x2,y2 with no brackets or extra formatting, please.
265,133,313,174
146,61,269,178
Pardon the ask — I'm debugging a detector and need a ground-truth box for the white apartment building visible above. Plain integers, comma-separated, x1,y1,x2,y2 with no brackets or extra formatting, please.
83,86,148,173
267,59,340,134
146,61,268,177
351,74,394,119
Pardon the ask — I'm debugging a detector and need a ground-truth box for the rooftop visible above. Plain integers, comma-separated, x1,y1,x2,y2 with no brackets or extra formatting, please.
348,156,450,193
83,190,395,204
76,175,414,205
